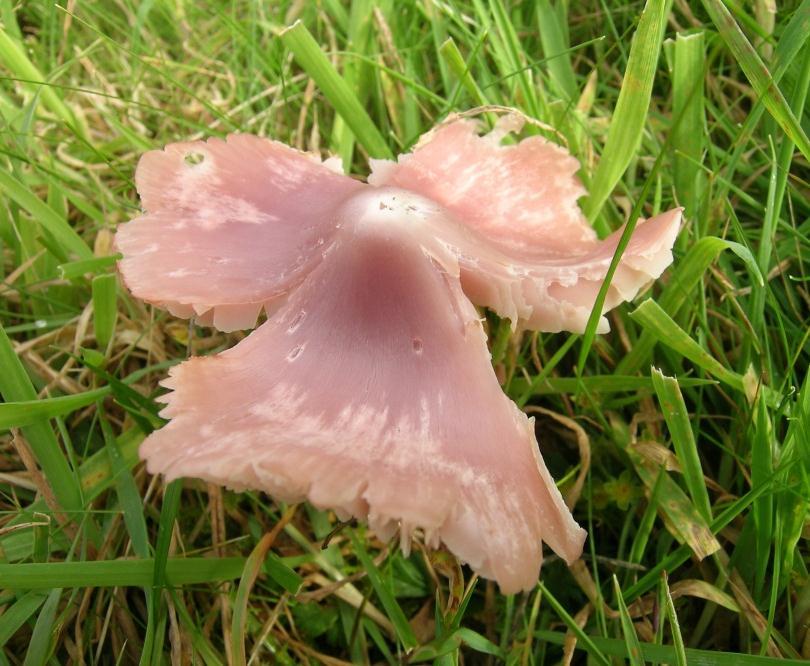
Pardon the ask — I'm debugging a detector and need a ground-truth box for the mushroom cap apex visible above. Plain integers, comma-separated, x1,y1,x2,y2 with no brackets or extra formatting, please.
339,187,444,236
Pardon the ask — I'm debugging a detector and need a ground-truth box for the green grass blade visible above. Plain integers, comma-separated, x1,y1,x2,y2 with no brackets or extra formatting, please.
617,236,762,374
439,37,489,106
651,368,712,522
670,31,706,221
661,574,688,666
613,576,644,666
0,591,47,647
280,21,393,159
751,392,774,601
57,254,120,280
538,582,611,666
0,169,93,261
486,0,544,117
629,457,720,559
142,479,182,662
0,323,83,512
0,558,246,589
91,273,117,350
264,551,303,594
98,403,149,559
576,145,669,373
535,0,578,100
581,0,670,226
231,532,274,666
701,0,810,161
630,300,748,393
0,28,86,138
169,588,225,665
776,371,810,589
21,588,61,666
350,531,417,650
510,373,713,401
0,388,109,429
535,629,804,664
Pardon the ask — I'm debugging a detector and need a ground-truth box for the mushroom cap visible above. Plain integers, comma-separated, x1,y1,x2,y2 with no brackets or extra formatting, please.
116,134,362,331
144,195,585,592
118,118,682,593
370,118,682,332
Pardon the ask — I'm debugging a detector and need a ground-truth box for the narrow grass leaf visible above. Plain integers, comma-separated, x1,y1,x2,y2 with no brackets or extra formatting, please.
511,373,712,402
264,551,303,594
0,388,108,429
670,31,706,220
0,558,246,589
776,372,810,588
613,576,644,666
576,146,667,373
21,588,61,666
0,591,47,647
439,37,488,106
0,169,93,261
535,629,804,664
280,21,392,159
663,574,688,666
582,0,670,224
537,582,610,666
169,588,225,666
751,392,774,600
486,0,543,117
535,0,577,100
630,299,748,395
91,273,117,350
410,628,504,661
617,236,762,374
98,403,149,559
651,368,712,521
0,427,144,563
701,0,810,161
231,532,277,666
0,323,82,512
516,334,578,405
0,29,86,138
628,446,720,559
350,531,417,650
670,579,740,613
58,254,120,280
31,517,48,563
456,628,504,657
142,479,182,661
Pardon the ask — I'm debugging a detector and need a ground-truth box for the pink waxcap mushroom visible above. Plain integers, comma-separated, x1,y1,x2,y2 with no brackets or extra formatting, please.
142,193,585,593
116,134,362,331
370,116,682,332
118,113,681,593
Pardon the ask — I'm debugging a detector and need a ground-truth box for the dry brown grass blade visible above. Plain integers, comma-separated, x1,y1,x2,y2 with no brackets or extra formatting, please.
232,505,298,665
306,572,395,638
562,603,591,666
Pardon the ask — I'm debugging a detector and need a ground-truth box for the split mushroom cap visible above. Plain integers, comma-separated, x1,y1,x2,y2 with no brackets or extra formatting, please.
117,117,681,593
116,134,363,331
369,119,681,332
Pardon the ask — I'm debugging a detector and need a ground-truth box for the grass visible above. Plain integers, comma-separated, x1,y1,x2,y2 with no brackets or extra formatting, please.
0,0,808,663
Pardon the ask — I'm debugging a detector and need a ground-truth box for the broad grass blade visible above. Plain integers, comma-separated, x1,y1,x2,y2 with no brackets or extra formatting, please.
701,0,810,161
651,368,712,522
0,324,83,512
582,0,670,226
280,21,393,159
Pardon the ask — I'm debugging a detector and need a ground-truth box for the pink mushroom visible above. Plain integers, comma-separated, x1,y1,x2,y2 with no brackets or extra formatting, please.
117,115,681,593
